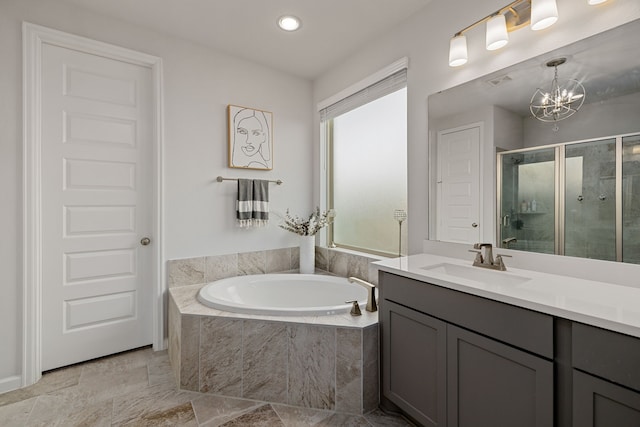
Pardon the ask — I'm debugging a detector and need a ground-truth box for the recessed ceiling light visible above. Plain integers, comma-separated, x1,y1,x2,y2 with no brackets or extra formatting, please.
278,15,301,32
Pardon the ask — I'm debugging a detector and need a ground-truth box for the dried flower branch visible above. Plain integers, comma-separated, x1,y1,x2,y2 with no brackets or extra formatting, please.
279,207,331,236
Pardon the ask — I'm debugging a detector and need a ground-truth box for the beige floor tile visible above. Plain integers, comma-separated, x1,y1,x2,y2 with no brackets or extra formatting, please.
0,364,82,407
121,401,197,427
314,412,371,427
192,394,263,426
0,397,37,427
218,404,284,427
271,404,333,426
111,380,199,425
364,409,414,426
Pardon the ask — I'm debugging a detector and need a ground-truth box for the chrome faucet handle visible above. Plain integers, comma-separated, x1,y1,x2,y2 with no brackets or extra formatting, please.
468,249,483,265
346,300,362,316
494,254,512,271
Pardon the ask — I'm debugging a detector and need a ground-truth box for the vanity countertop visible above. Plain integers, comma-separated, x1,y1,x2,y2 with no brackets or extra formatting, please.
374,253,640,339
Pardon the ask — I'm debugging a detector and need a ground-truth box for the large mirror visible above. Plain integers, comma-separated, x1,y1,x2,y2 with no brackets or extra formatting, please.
428,19,640,263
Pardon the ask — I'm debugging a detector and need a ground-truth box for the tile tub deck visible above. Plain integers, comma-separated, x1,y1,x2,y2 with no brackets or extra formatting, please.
168,284,379,415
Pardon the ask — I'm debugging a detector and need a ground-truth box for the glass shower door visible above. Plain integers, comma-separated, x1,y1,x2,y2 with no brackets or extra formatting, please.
564,139,616,261
499,148,556,253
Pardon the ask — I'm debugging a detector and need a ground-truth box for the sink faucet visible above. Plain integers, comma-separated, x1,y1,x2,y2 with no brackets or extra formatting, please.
470,243,511,271
473,243,494,265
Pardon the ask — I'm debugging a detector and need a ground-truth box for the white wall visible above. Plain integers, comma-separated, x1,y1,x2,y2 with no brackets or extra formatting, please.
312,0,640,255
0,0,312,387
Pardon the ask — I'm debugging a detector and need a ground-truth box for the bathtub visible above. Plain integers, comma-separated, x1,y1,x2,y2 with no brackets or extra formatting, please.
197,273,369,316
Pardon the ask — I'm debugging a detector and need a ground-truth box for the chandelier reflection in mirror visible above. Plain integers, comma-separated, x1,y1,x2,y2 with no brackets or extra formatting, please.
529,58,585,126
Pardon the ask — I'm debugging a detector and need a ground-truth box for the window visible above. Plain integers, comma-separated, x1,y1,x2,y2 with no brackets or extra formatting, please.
320,69,407,256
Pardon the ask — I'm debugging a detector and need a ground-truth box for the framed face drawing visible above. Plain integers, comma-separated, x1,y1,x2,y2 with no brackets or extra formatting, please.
227,105,273,170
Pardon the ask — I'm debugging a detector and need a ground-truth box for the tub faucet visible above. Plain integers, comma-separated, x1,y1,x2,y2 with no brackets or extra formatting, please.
348,277,377,312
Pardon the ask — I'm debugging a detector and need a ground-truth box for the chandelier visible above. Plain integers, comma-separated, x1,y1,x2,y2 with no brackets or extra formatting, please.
530,58,586,123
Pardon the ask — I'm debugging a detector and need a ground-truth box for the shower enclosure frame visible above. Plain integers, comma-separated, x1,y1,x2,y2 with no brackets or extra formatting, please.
497,132,637,262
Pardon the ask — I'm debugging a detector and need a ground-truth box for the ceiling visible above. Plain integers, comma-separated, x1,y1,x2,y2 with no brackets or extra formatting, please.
57,0,432,80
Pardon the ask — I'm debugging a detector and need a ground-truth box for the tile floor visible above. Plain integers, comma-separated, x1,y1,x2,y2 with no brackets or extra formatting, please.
0,346,414,426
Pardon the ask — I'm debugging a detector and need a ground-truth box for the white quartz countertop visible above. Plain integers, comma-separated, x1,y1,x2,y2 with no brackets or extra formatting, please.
374,253,640,339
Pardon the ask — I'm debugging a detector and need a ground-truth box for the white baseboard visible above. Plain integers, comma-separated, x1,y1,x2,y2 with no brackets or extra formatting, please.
0,375,22,394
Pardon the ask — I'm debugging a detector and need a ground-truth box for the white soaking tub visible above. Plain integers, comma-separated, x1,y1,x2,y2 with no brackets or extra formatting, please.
197,273,369,316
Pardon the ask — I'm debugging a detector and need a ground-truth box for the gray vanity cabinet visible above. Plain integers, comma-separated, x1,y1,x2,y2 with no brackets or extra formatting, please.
379,271,554,427
571,322,640,426
383,300,447,426
447,325,553,427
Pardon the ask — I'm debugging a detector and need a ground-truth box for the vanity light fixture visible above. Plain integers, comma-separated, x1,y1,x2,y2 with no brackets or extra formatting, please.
530,58,585,124
278,15,301,32
449,0,559,67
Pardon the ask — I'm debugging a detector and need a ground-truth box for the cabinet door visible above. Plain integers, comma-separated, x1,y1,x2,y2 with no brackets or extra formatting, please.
447,325,553,427
573,370,640,427
382,300,447,427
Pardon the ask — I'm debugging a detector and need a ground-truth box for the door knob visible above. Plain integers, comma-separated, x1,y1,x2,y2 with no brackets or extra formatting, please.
472,223,478,228
140,237,151,246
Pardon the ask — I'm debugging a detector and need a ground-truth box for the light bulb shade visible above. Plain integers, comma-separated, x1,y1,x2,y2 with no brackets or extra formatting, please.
531,0,558,31
588,0,607,4
486,14,509,50
449,34,468,67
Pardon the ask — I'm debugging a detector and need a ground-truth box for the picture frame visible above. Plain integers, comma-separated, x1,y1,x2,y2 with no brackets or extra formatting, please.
227,104,273,170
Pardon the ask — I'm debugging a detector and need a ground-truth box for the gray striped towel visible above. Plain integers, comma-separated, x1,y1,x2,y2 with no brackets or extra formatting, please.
237,179,269,228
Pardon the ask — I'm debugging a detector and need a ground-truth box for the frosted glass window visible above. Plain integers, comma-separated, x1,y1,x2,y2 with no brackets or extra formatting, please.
330,87,407,255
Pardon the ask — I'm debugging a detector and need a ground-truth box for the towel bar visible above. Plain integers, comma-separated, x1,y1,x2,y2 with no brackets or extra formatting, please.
216,176,283,185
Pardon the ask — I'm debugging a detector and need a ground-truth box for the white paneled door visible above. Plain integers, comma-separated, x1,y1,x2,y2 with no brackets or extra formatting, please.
41,42,153,370
437,125,481,244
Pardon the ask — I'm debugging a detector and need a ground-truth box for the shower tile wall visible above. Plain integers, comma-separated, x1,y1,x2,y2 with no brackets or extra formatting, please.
167,246,382,288
565,139,616,261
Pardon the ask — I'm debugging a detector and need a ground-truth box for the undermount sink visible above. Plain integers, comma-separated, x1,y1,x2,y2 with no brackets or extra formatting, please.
421,263,531,287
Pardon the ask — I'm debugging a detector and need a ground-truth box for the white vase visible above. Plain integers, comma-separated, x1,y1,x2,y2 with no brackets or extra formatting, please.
299,235,316,274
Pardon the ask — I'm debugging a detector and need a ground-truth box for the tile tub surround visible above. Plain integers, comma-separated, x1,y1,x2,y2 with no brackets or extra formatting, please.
169,285,379,415
167,246,383,289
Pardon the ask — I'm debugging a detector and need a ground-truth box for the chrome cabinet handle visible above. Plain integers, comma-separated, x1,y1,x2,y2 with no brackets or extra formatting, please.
140,237,151,246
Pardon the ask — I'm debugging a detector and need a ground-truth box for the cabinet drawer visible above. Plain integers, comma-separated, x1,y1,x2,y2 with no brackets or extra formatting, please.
572,322,640,392
380,272,553,358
